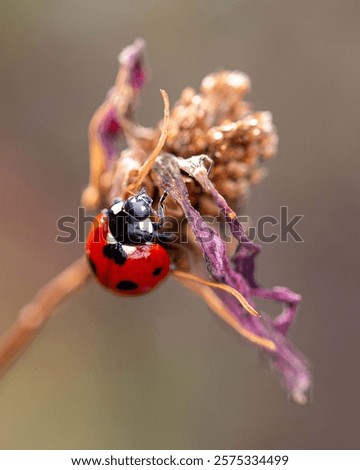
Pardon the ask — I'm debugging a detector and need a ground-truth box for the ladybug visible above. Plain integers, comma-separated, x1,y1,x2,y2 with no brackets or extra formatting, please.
86,189,174,296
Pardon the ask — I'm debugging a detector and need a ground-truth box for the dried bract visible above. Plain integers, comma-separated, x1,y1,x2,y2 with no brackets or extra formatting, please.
162,72,278,213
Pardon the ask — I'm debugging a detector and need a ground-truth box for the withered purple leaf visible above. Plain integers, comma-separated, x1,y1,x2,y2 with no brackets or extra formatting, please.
154,154,311,405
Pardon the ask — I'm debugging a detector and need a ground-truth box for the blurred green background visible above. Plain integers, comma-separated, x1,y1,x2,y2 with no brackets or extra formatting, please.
0,0,359,449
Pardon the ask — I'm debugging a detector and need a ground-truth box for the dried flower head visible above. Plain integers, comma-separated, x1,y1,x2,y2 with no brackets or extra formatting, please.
163,72,277,214
0,39,311,405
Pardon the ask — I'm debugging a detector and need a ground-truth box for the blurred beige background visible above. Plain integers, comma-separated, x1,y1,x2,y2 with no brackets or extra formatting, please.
0,0,359,449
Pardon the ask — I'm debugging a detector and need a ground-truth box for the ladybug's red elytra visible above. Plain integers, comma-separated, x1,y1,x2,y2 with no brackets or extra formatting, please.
86,189,174,296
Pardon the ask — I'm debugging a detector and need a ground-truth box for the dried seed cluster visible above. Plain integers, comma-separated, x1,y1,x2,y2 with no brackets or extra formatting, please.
162,71,278,213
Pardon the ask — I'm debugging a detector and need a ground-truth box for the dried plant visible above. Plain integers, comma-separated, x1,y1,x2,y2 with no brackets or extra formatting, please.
0,39,311,405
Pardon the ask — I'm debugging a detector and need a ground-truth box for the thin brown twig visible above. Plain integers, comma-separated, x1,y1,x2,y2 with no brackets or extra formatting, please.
174,276,276,352
172,269,260,317
0,256,91,376
127,89,170,194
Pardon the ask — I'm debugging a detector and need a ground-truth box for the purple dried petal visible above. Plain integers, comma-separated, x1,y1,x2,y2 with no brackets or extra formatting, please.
206,178,261,289
93,40,149,168
94,39,150,166
208,180,303,336
99,107,123,162
219,294,310,405
130,58,147,90
253,286,301,336
118,38,148,90
155,154,311,404
180,156,303,334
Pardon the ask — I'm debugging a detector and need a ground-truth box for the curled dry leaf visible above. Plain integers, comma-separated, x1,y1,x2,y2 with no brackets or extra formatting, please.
153,154,310,404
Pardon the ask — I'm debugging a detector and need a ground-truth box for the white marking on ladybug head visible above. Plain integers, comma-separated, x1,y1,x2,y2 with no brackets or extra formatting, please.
138,218,153,234
111,201,123,215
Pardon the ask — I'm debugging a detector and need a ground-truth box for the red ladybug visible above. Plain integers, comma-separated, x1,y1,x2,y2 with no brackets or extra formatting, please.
86,189,174,296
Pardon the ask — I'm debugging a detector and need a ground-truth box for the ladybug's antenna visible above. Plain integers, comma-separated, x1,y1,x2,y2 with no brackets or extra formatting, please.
172,270,261,318
127,89,170,194
125,188,136,197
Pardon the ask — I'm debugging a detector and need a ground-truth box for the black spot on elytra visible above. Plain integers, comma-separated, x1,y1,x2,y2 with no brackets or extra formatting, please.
103,244,127,265
88,258,97,275
116,280,139,291
103,244,113,259
152,267,162,276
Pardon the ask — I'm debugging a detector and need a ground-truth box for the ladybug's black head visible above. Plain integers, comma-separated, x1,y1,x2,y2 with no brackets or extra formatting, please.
124,188,152,221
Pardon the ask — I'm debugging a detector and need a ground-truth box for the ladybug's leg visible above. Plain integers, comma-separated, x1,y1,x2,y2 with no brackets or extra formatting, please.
151,190,169,230
157,190,168,228
127,225,155,244
103,242,127,265
152,230,177,244
151,191,176,243
129,224,176,244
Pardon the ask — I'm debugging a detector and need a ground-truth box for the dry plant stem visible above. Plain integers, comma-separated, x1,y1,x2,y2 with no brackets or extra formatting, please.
172,270,260,317
128,89,170,193
175,277,276,352
0,257,91,376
